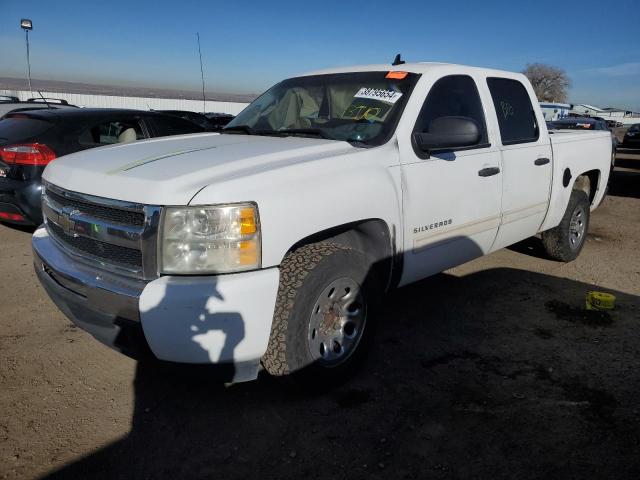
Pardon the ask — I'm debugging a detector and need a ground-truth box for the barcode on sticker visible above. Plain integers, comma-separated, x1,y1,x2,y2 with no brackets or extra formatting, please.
354,88,403,104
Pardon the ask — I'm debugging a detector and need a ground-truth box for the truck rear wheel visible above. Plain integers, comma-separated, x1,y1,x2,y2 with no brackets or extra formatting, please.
541,189,590,262
262,242,379,385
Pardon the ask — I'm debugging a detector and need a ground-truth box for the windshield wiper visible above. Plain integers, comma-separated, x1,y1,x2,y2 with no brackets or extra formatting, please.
277,128,333,140
284,127,371,148
222,125,257,135
346,138,371,148
224,125,340,142
222,125,286,137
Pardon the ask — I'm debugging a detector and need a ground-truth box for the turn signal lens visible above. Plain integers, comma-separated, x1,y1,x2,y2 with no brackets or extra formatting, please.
239,207,257,234
238,240,259,265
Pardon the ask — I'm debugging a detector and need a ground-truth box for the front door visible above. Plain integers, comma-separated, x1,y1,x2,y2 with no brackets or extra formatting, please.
398,74,502,286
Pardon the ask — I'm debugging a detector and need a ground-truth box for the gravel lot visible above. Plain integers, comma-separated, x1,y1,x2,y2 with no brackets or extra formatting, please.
1,158,639,480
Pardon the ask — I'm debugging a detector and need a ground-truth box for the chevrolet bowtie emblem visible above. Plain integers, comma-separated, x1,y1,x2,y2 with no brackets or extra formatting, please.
59,207,79,237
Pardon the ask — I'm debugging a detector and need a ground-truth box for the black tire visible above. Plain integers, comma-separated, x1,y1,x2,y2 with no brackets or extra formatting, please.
262,242,380,386
541,189,590,262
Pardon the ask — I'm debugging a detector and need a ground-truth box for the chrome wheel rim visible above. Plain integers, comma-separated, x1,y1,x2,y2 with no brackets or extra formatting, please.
307,277,367,367
569,205,586,250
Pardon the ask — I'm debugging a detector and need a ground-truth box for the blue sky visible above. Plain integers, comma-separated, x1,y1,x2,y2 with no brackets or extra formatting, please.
1,0,639,109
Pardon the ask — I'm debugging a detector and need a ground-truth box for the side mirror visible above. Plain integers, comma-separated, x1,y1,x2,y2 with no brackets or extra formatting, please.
413,116,481,154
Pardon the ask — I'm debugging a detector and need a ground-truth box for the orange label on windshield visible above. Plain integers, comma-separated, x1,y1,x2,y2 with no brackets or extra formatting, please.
386,71,408,79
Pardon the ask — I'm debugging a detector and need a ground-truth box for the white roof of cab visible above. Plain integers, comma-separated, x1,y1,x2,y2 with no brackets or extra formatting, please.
302,62,526,81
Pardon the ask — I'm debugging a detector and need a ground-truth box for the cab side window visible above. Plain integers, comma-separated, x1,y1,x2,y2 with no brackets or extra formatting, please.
487,78,539,145
414,75,488,146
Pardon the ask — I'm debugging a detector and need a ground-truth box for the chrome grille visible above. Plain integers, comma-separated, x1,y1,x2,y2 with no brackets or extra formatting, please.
47,222,143,268
45,188,145,227
42,182,161,279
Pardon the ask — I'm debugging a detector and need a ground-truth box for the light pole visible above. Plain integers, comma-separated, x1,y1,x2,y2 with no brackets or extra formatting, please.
196,32,206,114
20,18,33,95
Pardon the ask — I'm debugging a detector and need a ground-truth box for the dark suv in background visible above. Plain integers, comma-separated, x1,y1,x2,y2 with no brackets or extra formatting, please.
0,99,78,118
158,110,234,131
0,108,204,226
548,116,619,152
205,112,235,130
622,123,640,149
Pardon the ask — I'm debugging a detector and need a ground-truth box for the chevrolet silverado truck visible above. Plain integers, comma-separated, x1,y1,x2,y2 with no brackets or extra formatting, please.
33,62,612,383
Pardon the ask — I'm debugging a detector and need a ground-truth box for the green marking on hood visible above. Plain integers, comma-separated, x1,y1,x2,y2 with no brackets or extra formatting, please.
107,145,219,174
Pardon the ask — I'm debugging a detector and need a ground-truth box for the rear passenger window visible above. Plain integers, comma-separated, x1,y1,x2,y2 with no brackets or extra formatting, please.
414,75,488,146
78,120,144,146
487,78,539,145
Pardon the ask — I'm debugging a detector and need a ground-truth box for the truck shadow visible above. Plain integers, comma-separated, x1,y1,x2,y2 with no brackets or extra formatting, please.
506,235,549,260
0,222,37,233
41,265,640,479
608,167,640,199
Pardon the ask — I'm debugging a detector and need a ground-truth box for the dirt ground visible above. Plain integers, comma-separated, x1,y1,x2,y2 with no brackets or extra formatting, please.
1,157,639,480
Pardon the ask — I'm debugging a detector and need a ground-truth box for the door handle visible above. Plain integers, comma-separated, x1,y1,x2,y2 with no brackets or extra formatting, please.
535,157,550,166
478,167,500,177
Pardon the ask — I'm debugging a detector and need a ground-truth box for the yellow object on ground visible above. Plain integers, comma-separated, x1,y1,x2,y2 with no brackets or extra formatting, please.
585,291,616,311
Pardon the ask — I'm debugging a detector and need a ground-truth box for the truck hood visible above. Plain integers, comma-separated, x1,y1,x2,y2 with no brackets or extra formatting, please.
43,133,355,205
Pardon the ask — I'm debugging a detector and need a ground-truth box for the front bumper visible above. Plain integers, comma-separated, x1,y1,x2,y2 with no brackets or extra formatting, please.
0,178,43,225
33,227,280,382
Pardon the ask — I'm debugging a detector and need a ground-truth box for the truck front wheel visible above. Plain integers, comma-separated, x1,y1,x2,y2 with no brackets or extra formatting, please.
262,242,379,385
541,189,590,262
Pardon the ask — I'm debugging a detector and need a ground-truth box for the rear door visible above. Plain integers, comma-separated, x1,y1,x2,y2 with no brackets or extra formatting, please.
486,77,552,251
399,74,503,285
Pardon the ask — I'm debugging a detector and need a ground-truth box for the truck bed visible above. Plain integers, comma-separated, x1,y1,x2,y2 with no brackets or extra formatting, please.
548,129,611,144
540,129,612,232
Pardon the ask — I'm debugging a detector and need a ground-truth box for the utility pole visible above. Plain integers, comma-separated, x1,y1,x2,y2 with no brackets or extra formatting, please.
197,32,206,114
21,19,33,95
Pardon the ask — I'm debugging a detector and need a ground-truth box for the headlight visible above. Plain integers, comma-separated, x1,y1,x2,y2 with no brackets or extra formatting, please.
160,203,261,274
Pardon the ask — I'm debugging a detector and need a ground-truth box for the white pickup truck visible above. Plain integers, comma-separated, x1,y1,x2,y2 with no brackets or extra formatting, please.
33,62,612,383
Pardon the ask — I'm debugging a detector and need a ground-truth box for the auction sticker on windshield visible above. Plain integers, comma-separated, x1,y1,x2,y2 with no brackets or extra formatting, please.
354,88,403,104
342,98,393,121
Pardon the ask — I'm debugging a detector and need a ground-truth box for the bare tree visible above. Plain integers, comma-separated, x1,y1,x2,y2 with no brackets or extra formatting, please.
522,63,571,102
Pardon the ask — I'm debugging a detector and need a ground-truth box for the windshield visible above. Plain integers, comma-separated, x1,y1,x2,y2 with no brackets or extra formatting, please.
224,71,420,146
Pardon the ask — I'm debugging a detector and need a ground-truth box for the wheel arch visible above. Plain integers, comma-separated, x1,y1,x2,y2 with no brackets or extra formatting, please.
572,169,601,206
284,218,399,291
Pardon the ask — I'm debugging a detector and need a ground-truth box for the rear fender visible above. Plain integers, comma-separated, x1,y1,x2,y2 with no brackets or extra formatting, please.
540,133,610,232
